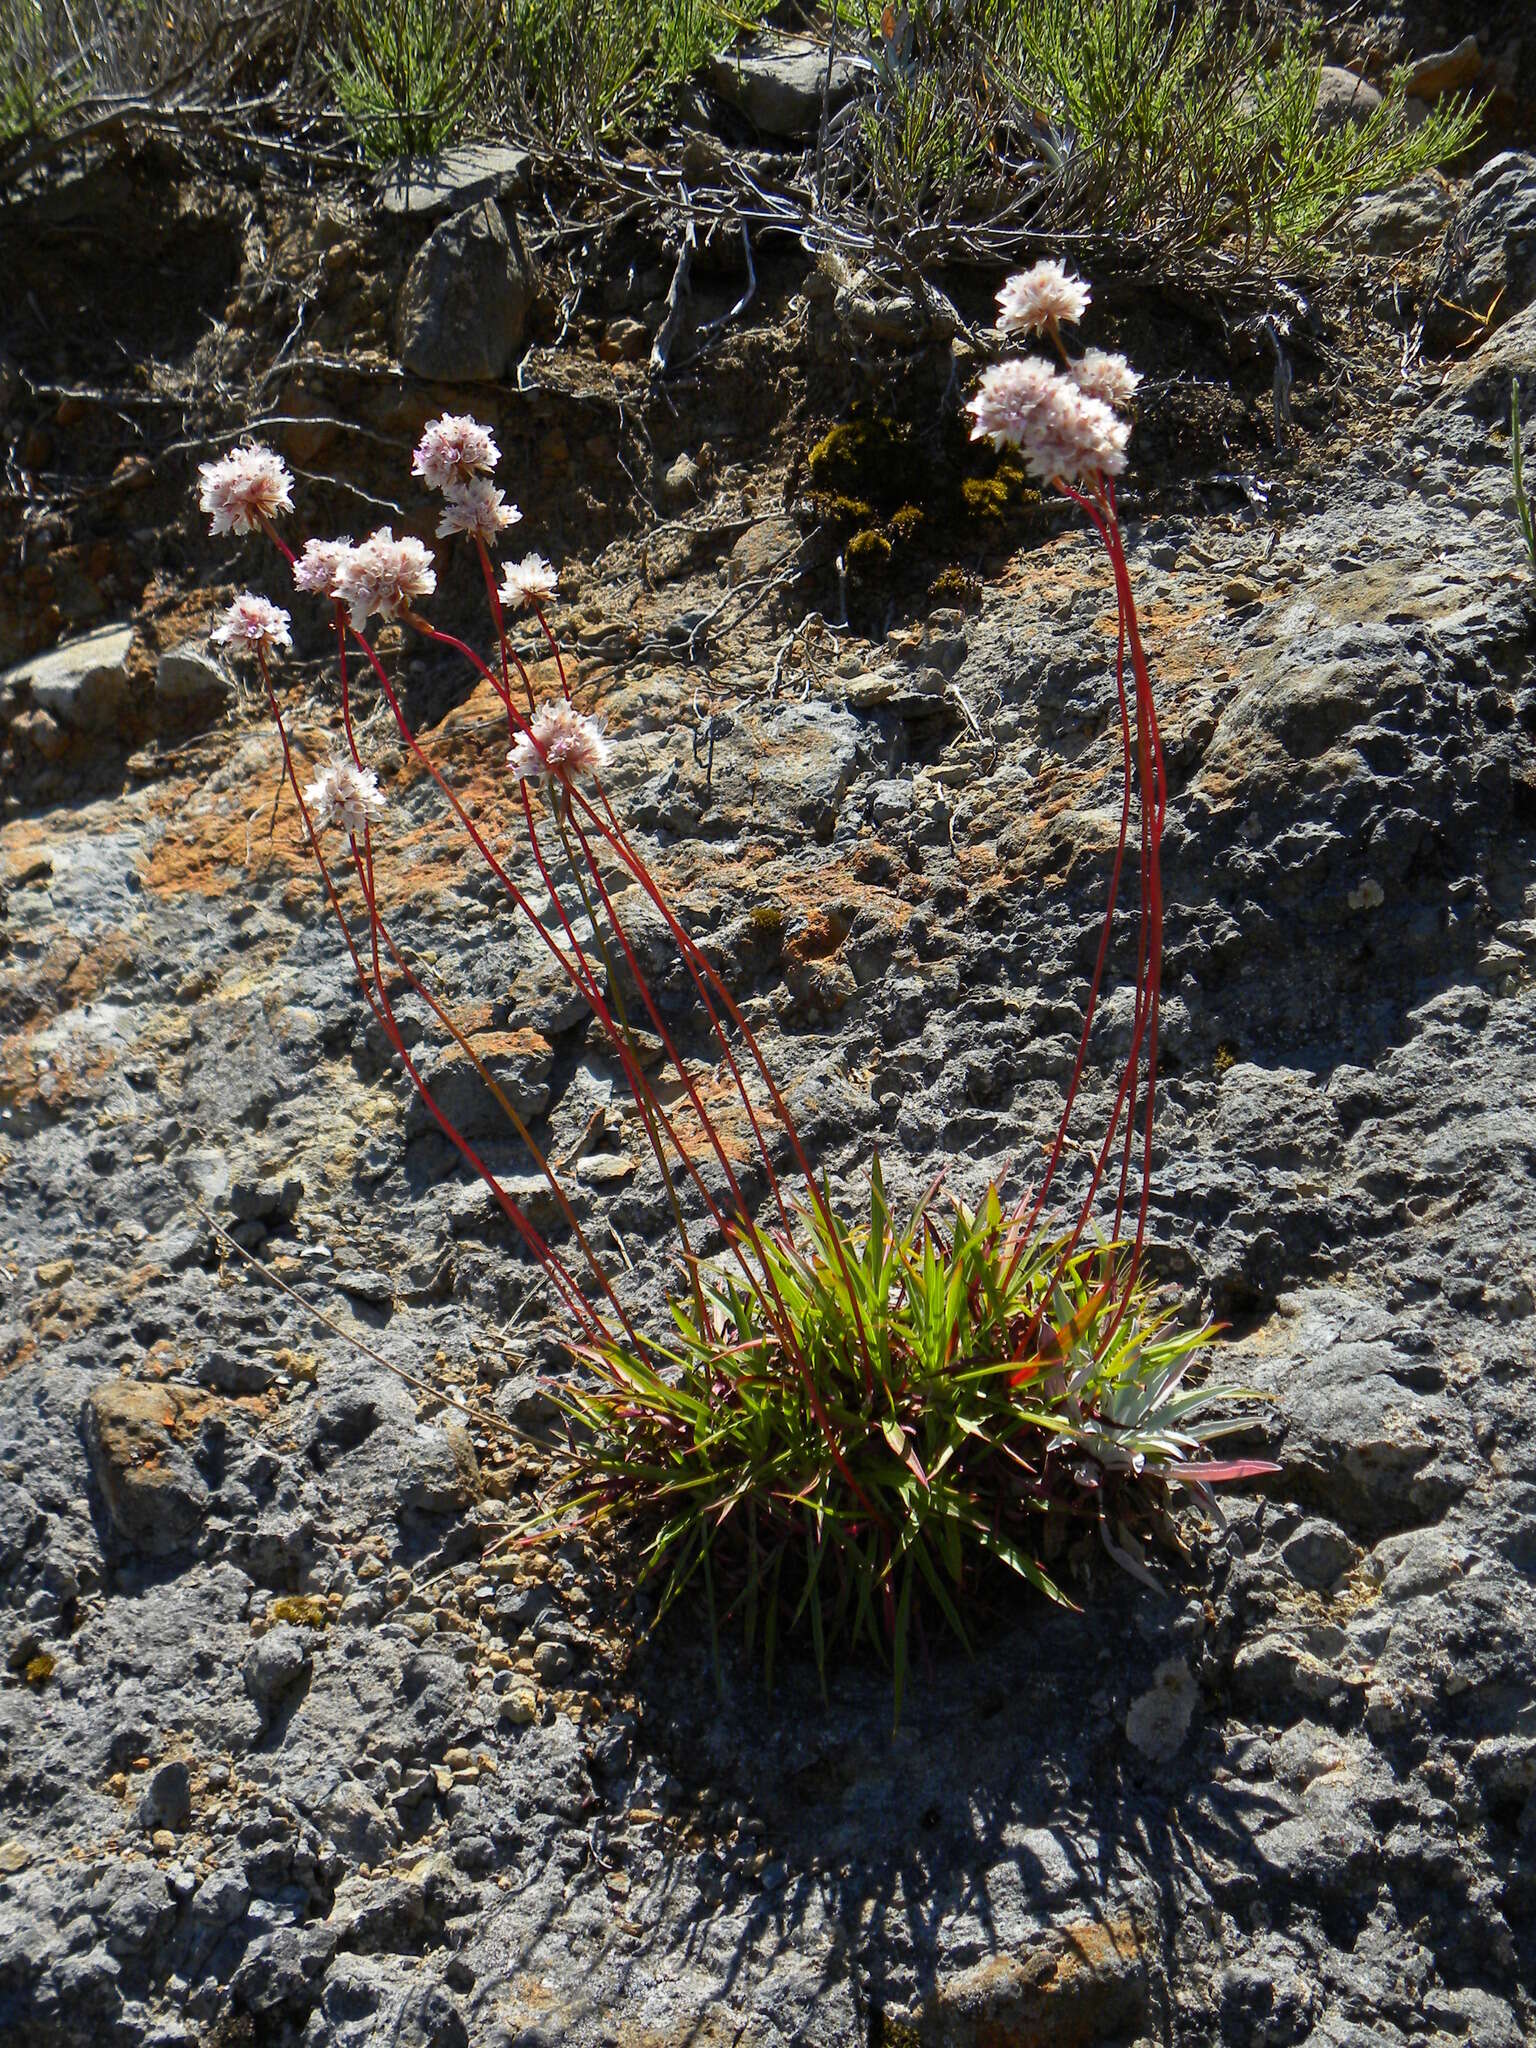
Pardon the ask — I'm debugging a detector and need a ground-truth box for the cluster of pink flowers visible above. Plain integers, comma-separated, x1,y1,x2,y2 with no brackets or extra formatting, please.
499,553,558,612
200,414,603,814
507,699,608,786
303,757,387,836
212,591,291,656
197,444,294,536
966,263,1139,487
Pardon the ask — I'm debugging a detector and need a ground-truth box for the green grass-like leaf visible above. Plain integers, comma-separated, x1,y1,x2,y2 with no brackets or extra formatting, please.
1514,381,1536,573
549,1170,1273,1719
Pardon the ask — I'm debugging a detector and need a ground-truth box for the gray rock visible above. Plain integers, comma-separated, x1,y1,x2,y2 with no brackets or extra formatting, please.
377,143,532,219
315,1777,398,1863
243,1625,313,1714
1314,65,1383,130
390,1982,468,2048
1424,296,1536,428
396,199,533,382
1281,1519,1356,1589
394,1422,481,1515
154,644,229,728
81,1382,211,1556
135,1760,191,1833
187,1864,251,1929
4,622,133,734
707,34,862,138
228,1176,302,1223
1421,151,1536,357
403,1032,552,1140
1340,175,1455,256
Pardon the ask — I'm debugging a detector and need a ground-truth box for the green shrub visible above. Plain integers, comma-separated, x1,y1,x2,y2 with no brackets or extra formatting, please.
326,0,505,159
840,0,1480,260
0,0,84,149
557,1169,1269,1719
506,0,770,141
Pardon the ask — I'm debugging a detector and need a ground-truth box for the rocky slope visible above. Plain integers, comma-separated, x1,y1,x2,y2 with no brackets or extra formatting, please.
1,121,1536,2048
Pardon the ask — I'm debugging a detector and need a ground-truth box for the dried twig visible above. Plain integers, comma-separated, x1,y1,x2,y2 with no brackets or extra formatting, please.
649,198,697,375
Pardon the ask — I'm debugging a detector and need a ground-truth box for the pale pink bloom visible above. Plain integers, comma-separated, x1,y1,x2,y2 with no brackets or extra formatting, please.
436,479,521,547
1070,348,1142,410
302,757,387,836
995,261,1091,338
967,359,1129,483
965,355,1065,446
197,443,295,536
507,701,609,786
211,592,292,657
293,536,356,599
333,527,437,632
411,414,500,492
498,552,559,612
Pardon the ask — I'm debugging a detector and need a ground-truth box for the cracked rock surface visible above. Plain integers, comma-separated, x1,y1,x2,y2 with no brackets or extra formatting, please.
3,172,1536,2048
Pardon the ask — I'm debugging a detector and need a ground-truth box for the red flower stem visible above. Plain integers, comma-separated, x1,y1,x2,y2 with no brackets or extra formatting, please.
589,785,796,1241
475,538,533,720
405,615,806,1264
584,787,878,1397
532,602,569,698
558,800,812,1351
351,846,644,1347
257,652,599,1338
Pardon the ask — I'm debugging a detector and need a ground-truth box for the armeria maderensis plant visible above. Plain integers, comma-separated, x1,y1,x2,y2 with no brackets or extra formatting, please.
196,300,1273,1714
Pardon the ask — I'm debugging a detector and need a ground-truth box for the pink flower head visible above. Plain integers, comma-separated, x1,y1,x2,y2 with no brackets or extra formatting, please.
302,757,387,836
967,359,1129,483
411,413,500,492
436,479,521,547
1070,348,1142,410
197,443,295,537
497,552,559,612
211,592,292,657
333,527,437,632
293,536,357,599
507,701,609,786
995,261,1091,338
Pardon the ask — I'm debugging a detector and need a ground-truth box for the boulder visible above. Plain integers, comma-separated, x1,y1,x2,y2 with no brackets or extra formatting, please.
1340,174,1455,256
154,642,230,730
81,1381,212,1556
1421,151,1536,357
377,142,532,220
402,1027,553,1140
396,199,533,383
1425,296,1536,423
242,1624,313,1715
707,34,862,139
1314,66,1383,131
1402,35,1483,102
4,622,132,734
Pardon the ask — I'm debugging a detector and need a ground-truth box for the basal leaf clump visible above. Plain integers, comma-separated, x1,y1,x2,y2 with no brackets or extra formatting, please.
563,1168,1269,1716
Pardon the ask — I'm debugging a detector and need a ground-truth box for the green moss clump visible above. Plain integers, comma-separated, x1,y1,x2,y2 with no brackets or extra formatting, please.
846,529,893,574
888,504,924,544
961,474,1012,519
807,417,903,495
749,904,786,937
929,567,983,608
811,492,878,530
1212,1043,1238,1076
24,1654,55,1686
268,1596,329,1629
